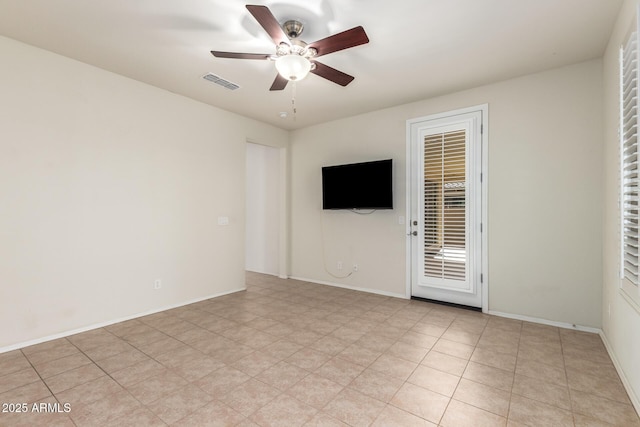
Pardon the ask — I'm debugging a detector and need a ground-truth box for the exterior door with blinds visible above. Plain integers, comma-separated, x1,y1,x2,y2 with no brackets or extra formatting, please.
408,108,485,308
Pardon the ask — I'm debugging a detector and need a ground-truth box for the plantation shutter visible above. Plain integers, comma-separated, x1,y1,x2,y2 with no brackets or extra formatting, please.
423,129,467,282
621,25,639,287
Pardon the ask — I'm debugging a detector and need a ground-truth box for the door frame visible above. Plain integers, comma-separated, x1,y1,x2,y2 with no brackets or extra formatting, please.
405,104,489,312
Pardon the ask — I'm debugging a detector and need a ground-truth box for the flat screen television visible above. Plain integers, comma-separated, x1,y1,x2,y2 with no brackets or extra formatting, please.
322,159,393,210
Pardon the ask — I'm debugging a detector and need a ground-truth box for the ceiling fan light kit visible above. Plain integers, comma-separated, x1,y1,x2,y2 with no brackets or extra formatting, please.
273,38,317,82
210,4,369,91
275,55,311,81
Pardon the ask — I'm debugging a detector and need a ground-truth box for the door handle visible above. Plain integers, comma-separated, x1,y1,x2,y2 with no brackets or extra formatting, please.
407,231,418,236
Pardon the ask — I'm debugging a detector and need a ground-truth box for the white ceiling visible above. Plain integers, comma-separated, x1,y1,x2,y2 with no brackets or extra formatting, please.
0,0,623,130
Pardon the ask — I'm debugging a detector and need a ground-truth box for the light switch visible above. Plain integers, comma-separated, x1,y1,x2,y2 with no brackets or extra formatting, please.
217,216,229,226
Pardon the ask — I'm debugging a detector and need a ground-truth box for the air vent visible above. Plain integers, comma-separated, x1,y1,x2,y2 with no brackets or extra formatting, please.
202,73,240,90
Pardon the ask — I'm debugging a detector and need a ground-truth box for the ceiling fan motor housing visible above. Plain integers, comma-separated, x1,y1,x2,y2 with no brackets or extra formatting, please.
276,40,316,59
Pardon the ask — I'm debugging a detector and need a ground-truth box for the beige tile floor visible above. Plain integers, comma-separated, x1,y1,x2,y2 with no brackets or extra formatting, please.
1,272,639,426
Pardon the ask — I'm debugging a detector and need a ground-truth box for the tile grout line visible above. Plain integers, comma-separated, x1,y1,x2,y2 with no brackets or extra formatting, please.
5,273,638,426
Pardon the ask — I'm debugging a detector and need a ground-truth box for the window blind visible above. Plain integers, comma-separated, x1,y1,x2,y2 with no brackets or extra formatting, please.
424,130,467,281
621,26,639,287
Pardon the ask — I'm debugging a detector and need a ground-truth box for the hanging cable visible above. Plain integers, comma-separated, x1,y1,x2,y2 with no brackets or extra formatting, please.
320,211,353,279
350,209,376,215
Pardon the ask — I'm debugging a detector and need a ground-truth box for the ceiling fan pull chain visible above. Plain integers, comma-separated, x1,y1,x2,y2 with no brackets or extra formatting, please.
291,81,298,120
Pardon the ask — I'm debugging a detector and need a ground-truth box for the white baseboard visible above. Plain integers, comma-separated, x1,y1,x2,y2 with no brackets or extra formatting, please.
246,268,279,276
599,332,640,416
0,287,246,354
288,276,408,299
487,310,601,334
246,269,288,280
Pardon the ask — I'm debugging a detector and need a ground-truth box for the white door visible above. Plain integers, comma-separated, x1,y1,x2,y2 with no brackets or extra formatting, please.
408,107,486,308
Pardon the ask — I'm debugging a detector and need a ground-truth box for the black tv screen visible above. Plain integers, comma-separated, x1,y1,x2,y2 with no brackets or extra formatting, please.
322,159,393,210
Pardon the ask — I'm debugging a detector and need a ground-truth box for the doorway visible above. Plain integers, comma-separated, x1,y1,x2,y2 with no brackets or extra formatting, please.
245,142,281,276
407,106,487,309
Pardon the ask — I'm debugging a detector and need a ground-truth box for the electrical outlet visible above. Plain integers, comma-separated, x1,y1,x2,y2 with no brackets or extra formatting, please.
353,264,358,272
337,261,343,270
154,279,162,290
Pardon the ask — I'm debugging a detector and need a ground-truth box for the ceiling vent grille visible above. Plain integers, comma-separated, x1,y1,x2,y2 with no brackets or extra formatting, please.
203,73,240,90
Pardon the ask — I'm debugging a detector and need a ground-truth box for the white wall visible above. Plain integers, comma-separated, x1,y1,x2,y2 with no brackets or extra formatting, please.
290,59,604,327
0,36,287,350
246,143,280,275
601,0,640,411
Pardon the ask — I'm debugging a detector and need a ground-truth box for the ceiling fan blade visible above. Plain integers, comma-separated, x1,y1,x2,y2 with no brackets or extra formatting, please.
211,51,271,60
269,74,288,91
308,26,369,58
246,5,289,46
310,61,355,87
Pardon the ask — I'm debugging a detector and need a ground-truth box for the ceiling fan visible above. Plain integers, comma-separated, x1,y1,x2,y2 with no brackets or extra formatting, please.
211,5,369,91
